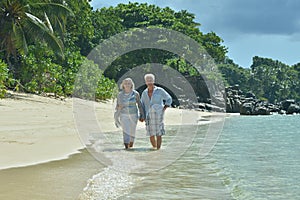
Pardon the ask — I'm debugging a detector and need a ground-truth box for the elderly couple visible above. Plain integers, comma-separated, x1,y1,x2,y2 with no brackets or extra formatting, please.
114,73,172,150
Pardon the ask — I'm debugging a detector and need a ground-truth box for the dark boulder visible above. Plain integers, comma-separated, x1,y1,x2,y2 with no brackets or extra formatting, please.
225,85,243,113
286,104,300,114
281,99,295,111
205,103,226,112
226,98,241,113
245,91,256,99
240,102,254,115
253,106,271,115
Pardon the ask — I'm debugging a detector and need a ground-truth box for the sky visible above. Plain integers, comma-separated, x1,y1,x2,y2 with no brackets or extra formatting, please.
90,0,300,68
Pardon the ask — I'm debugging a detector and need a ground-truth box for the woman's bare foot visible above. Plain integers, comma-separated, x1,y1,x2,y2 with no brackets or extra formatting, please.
124,143,129,149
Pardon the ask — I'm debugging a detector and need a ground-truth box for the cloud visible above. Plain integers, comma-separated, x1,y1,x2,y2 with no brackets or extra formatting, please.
196,0,300,35
90,0,300,35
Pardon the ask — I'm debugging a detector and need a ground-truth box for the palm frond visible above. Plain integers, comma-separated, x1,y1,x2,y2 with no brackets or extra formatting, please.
30,2,74,37
14,22,28,55
25,12,64,58
44,12,54,33
0,0,26,56
33,2,74,17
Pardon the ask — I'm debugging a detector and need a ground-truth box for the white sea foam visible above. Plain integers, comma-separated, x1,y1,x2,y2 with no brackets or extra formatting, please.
78,167,139,200
78,132,144,200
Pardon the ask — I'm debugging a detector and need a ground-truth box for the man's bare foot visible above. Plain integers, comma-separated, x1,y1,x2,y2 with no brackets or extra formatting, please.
151,146,157,150
129,142,134,148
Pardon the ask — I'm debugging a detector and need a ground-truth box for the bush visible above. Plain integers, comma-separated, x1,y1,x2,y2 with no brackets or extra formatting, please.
73,59,117,100
0,60,8,98
96,74,118,100
18,44,117,100
20,45,64,96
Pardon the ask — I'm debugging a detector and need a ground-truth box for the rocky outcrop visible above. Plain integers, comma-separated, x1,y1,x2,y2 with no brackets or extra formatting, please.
226,85,300,115
172,80,300,115
225,85,242,113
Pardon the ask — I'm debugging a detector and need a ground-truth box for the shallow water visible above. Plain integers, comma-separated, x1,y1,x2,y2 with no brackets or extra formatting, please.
80,115,300,200
212,114,300,200
79,123,232,200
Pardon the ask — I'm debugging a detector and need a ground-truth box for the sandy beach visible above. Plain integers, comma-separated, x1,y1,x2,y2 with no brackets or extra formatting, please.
0,91,227,199
0,92,84,170
0,91,219,170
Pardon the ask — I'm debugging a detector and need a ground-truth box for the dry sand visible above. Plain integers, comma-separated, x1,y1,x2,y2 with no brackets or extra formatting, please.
0,92,82,170
0,91,221,170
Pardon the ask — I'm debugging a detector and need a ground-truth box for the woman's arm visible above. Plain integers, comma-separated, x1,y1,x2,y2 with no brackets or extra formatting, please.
115,92,123,110
139,91,147,122
114,93,122,127
135,92,145,120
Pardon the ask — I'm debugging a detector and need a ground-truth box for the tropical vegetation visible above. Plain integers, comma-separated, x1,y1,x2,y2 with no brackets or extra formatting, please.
0,1,299,103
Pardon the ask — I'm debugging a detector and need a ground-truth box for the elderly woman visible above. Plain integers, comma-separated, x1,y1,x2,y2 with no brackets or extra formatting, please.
115,78,143,149
140,74,172,150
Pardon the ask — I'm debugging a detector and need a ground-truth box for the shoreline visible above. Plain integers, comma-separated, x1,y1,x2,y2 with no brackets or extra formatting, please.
0,91,231,170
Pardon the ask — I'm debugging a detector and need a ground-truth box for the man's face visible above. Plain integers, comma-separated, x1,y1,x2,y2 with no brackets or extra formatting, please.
145,77,154,87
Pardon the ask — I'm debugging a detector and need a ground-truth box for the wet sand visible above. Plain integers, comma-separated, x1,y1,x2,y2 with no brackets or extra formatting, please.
0,149,102,200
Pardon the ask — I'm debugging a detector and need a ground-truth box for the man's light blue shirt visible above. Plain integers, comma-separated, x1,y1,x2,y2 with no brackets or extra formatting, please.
140,86,172,119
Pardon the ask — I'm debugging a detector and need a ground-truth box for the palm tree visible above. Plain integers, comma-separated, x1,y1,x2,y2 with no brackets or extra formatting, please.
0,0,73,60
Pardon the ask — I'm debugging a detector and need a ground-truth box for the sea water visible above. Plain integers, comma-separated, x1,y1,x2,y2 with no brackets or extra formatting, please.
79,115,300,200
212,114,300,200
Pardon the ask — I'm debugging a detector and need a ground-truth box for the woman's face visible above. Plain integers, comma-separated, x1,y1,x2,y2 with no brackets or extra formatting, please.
123,80,132,91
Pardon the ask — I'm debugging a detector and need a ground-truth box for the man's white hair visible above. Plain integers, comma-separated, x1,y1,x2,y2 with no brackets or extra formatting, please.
144,73,155,82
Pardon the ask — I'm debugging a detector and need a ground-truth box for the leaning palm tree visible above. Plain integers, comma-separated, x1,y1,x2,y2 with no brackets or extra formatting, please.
0,0,73,60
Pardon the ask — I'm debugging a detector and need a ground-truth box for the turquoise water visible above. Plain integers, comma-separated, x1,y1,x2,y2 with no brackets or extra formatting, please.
80,115,300,199
213,115,300,200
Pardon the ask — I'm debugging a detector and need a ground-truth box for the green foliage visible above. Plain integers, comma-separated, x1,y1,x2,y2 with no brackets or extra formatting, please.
0,60,8,98
73,59,117,100
104,48,175,80
95,2,227,81
247,56,299,103
292,63,300,100
218,59,251,91
19,44,64,95
202,32,228,64
96,75,118,101
216,56,300,103
18,44,117,100
58,49,85,95
65,0,94,55
73,59,101,100
91,8,124,43
0,0,72,59
166,58,198,76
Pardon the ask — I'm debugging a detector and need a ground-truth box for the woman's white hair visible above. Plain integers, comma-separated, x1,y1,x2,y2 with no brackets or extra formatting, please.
144,73,155,82
120,78,135,90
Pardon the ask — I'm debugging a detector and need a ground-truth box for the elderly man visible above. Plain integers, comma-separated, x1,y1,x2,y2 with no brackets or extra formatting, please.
140,74,172,150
